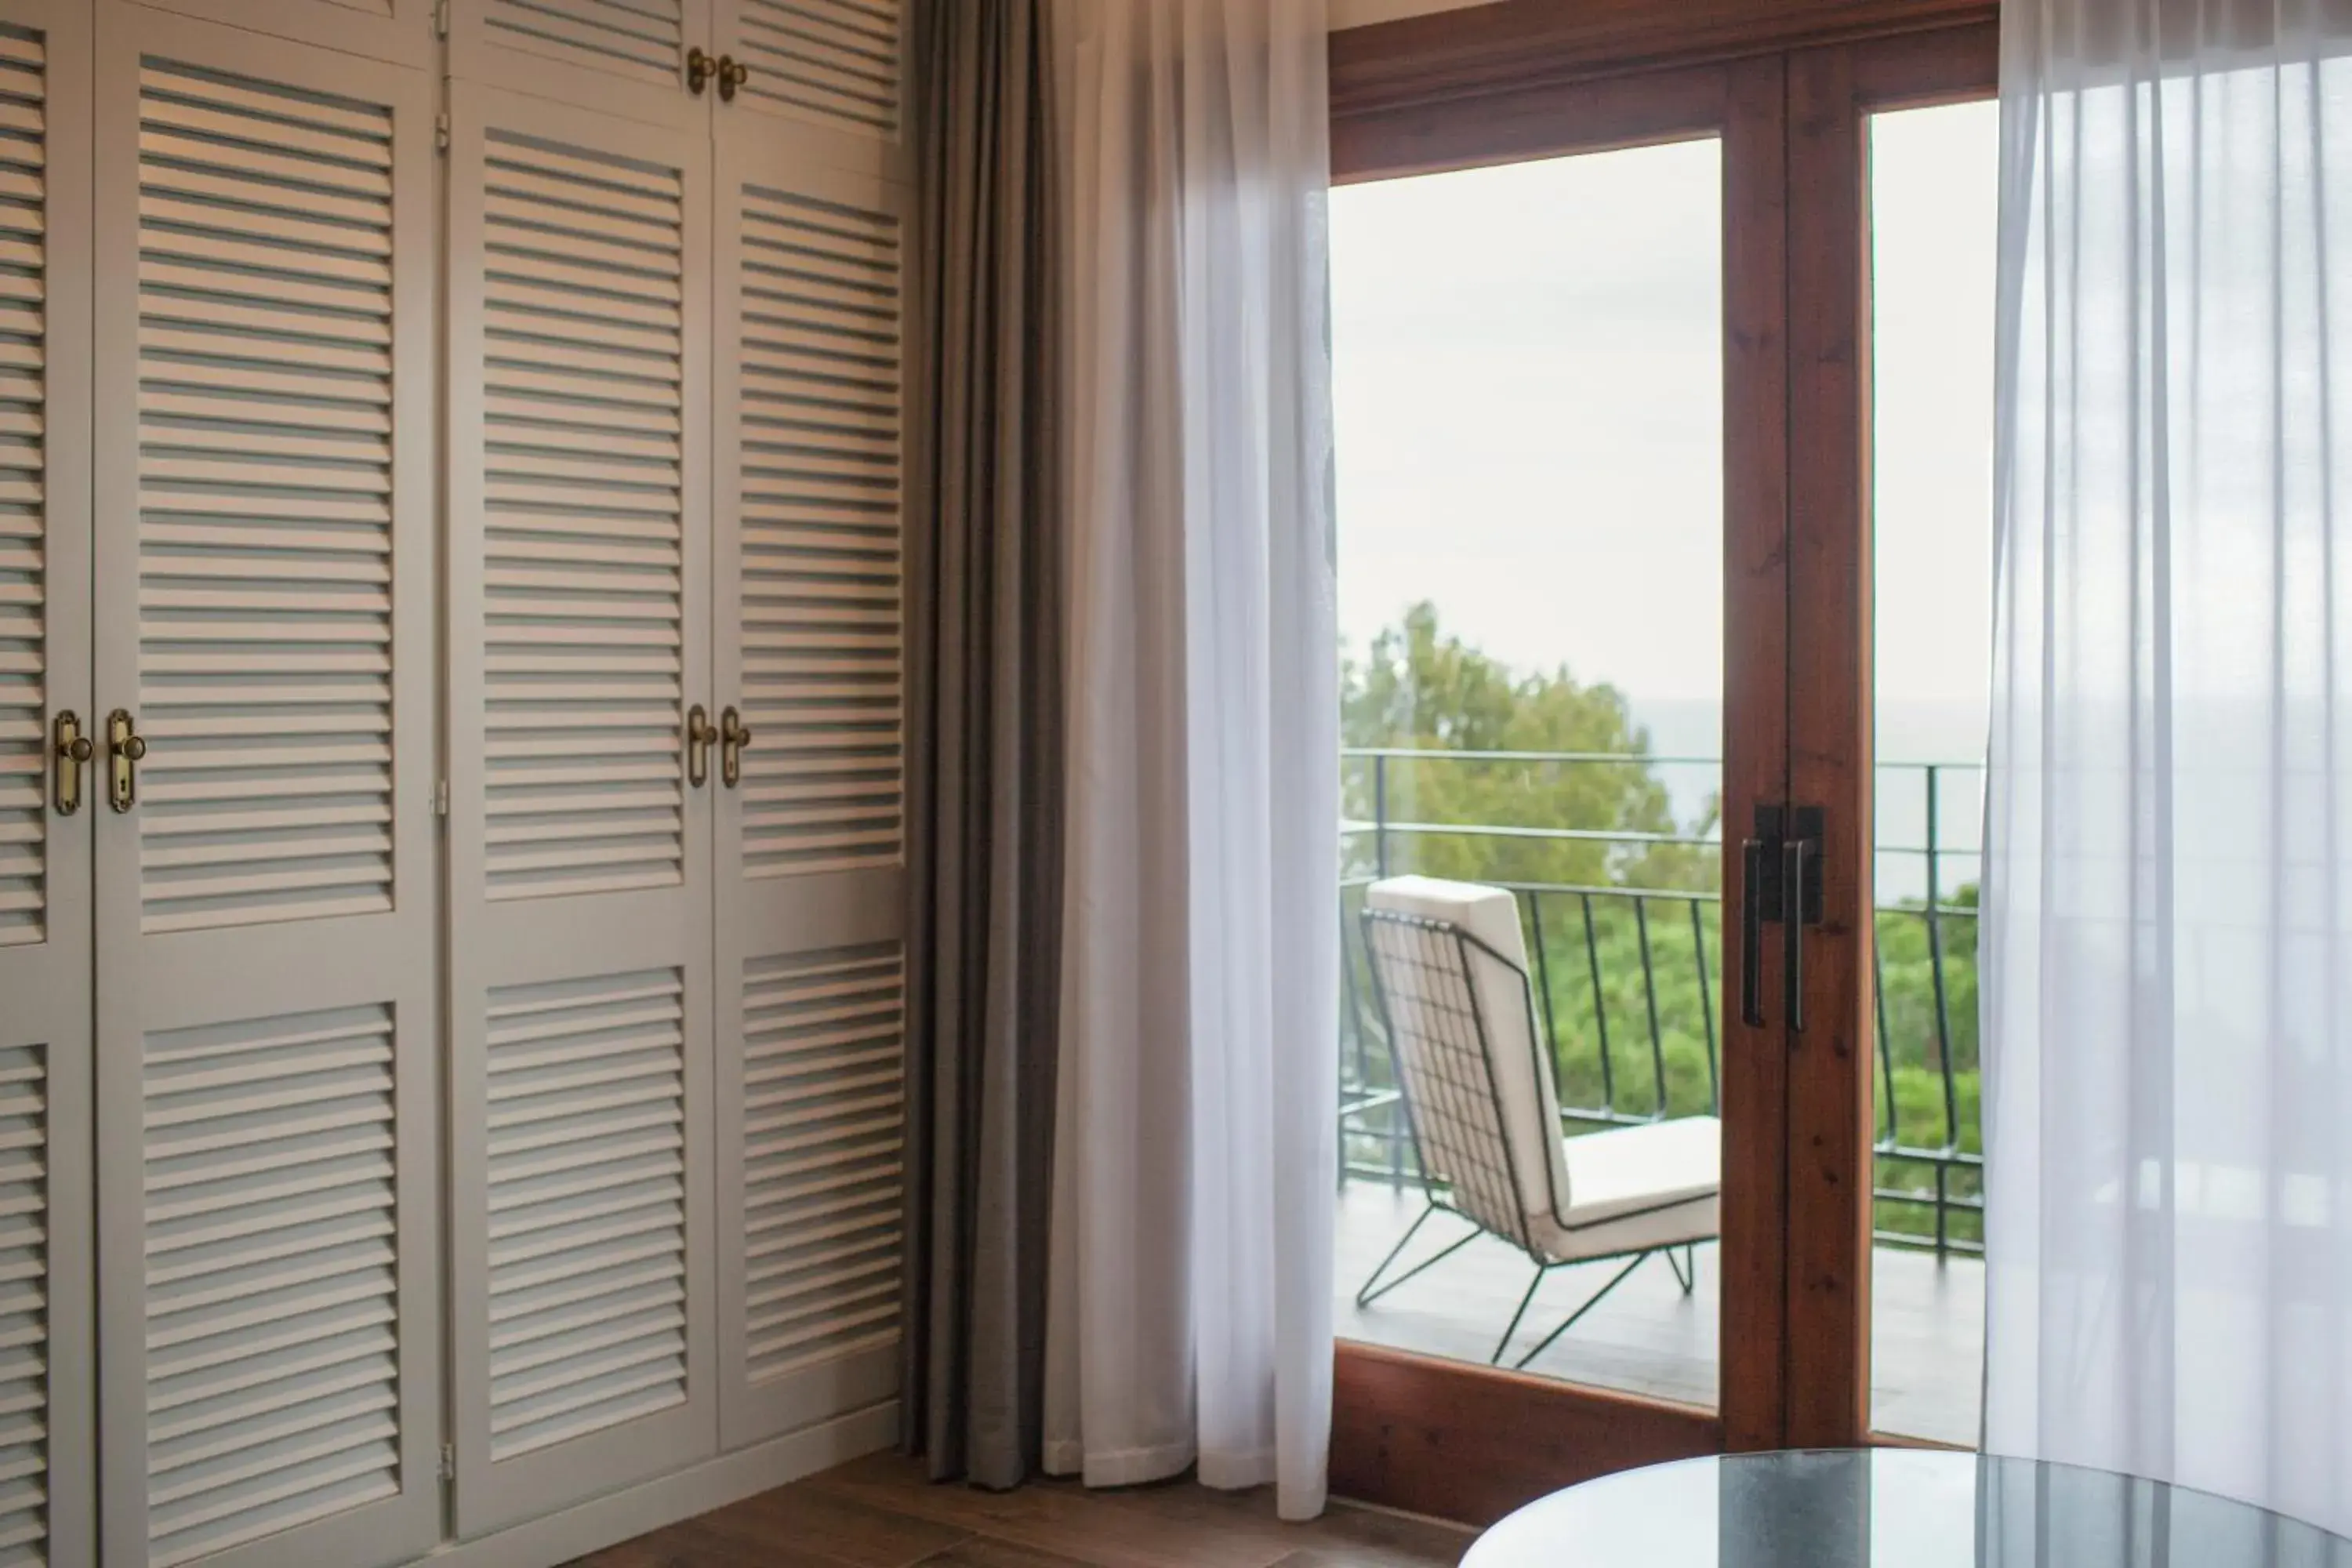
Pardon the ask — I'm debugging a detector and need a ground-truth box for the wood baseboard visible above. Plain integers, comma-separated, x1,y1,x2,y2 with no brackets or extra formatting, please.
1332,1343,1720,1526
405,1402,901,1568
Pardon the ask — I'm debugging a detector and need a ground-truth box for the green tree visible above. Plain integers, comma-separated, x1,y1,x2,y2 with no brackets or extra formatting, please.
1342,602,1716,891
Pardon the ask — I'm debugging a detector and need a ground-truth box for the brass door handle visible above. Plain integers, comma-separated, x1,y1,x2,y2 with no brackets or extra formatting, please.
52,710,91,816
717,54,748,101
687,45,717,95
107,709,147,815
685,703,716,789
720,706,753,789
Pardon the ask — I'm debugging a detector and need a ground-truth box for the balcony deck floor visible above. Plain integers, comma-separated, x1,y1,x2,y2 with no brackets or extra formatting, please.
1335,1178,1984,1446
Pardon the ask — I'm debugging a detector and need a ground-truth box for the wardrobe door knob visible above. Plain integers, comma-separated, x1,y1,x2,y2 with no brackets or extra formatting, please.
720,706,753,789
686,704,717,789
107,709,147,814
51,711,90,816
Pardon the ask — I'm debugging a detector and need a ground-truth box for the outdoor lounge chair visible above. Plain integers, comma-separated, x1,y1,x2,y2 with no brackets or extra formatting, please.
1358,875,1722,1369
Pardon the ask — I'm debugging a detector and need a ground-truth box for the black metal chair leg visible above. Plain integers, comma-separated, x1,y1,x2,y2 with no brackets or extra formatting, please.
1356,1202,1481,1308
1490,1264,1553,1365
1510,1251,1652,1371
1667,1243,1696,1295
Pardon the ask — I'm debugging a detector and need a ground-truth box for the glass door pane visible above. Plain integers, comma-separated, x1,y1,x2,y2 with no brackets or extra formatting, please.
1865,97,1998,1445
1331,136,1737,1412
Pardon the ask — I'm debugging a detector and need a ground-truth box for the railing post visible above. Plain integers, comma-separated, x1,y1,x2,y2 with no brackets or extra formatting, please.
1374,753,1390,879
1924,764,1960,1261
1689,897,1718,1116
1581,892,1614,1113
1633,896,1667,1119
1340,907,1370,1191
1873,936,1895,1142
1526,892,1563,1105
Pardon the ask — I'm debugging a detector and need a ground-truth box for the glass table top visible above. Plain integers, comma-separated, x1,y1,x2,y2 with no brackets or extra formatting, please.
1464,1450,2352,1568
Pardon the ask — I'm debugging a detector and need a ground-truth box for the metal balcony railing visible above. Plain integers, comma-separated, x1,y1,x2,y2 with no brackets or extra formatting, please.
1338,746,1985,1258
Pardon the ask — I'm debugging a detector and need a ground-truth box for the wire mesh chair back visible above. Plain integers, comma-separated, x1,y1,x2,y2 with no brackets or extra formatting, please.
1360,907,1554,1253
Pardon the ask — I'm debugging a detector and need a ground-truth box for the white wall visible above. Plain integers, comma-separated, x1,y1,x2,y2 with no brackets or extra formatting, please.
1330,0,1500,30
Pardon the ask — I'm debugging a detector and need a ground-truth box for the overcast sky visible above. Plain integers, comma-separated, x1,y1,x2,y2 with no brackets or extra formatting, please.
1331,100,2001,763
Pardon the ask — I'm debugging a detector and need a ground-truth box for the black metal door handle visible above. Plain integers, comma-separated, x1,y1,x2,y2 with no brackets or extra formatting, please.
1740,837,1766,1027
1784,837,1809,1033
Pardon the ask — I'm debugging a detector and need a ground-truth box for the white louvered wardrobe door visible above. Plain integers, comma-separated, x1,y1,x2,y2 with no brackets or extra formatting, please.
118,0,437,71
89,11,442,1566
452,0,714,135
445,82,719,1536
711,129,907,1452
0,3,91,1561
715,0,905,152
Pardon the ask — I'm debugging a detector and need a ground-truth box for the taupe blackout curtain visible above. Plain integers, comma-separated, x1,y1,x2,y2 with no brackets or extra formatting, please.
899,0,1065,1491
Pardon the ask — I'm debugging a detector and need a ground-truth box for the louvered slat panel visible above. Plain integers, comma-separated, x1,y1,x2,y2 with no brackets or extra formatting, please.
734,0,899,137
0,27,42,952
485,968,688,1461
134,62,397,935
737,186,901,879
484,0,684,85
142,1004,400,1568
740,945,900,1384
482,132,688,902
0,1044,49,1565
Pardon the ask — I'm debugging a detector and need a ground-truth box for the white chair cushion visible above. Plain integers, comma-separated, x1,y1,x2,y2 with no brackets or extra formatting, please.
1561,1115,1721,1225
1529,1116,1722,1262
1366,876,1573,1242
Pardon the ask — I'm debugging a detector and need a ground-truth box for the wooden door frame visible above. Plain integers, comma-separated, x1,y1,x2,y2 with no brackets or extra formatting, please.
1325,2,1997,1523
1328,46,1788,1522
1329,0,1993,116
1782,18,1998,1449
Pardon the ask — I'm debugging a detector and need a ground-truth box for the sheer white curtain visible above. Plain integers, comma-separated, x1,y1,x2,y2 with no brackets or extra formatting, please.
1985,0,2352,1532
1041,0,1338,1522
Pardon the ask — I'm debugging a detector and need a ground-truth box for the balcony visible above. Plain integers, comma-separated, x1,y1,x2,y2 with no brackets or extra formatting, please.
1335,747,1984,1445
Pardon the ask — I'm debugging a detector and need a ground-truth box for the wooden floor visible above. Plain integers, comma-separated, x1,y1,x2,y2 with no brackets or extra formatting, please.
1334,1179,1984,1445
566,1450,1473,1568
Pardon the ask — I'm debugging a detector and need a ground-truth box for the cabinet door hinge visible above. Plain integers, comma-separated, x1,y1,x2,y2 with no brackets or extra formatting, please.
433,0,450,38
434,111,450,153
439,1443,456,1483
434,779,450,818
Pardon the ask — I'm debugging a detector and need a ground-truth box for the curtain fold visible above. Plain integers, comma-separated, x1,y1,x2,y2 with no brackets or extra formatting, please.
1044,0,1339,1522
1985,0,2352,1532
901,0,1065,1493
